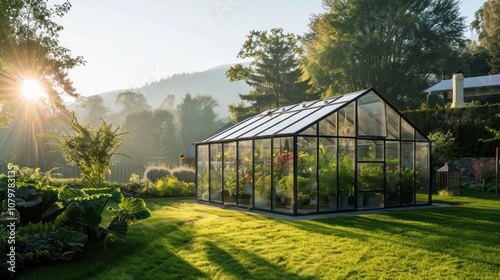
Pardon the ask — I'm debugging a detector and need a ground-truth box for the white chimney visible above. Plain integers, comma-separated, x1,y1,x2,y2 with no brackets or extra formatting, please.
451,71,465,108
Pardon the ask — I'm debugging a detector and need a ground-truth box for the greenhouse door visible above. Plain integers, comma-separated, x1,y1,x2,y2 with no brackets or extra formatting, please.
356,139,385,210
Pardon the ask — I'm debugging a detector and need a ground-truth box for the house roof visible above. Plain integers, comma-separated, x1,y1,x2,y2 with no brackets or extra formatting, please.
423,74,500,93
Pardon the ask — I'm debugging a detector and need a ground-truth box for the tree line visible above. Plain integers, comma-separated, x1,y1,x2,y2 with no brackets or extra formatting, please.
227,0,500,119
2,0,500,167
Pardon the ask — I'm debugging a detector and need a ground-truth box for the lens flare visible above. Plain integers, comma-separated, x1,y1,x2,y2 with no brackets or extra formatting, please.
21,79,46,101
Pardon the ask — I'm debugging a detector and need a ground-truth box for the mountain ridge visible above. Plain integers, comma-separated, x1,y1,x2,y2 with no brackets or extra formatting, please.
71,63,251,118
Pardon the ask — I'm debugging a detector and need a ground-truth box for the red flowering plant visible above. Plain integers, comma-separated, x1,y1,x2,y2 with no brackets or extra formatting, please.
473,159,496,187
275,151,293,176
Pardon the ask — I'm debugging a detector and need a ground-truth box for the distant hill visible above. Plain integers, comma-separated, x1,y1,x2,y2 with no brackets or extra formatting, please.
74,63,252,118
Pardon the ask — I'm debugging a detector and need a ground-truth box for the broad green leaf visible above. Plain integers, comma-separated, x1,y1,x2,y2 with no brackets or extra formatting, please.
118,197,151,224
82,204,102,229
83,187,123,203
10,187,43,208
57,227,88,250
58,186,85,205
107,215,128,240
54,202,85,230
67,195,111,214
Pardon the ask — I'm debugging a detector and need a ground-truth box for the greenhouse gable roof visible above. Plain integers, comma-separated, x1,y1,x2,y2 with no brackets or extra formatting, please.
201,89,370,143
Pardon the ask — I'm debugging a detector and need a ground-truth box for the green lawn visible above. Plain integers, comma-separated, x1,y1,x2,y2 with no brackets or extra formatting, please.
19,190,500,279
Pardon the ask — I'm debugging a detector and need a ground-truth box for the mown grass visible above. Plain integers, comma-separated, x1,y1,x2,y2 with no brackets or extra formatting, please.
19,190,500,279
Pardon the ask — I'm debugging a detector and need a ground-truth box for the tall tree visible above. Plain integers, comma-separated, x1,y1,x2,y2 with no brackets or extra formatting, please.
0,0,85,126
226,28,314,121
75,95,109,124
462,43,492,77
115,91,150,115
303,0,466,109
176,93,222,145
158,94,175,111
122,109,179,164
472,0,500,74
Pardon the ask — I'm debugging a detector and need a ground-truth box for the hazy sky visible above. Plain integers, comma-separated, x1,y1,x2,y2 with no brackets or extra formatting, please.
55,0,485,97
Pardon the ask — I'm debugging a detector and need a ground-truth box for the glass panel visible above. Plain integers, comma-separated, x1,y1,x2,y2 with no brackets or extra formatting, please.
319,112,337,136
210,144,223,203
299,123,317,136
196,145,209,200
401,119,414,140
247,110,306,137
206,117,253,142
357,92,386,137
319,138,337,211
357,140,384,162
357,163,384,191
338,103,355,137
278,106,340,135
331,91,365,104
297,137,317,214
223,142,237,204
386,105,400,140
386,141,400,206
416,142,430,204
338,138,355,210
401,143,414,204
416,131,427,142
273,137,294,213
357,191,384,210
232,114,280,139
237,140,253,206
254,139,272,210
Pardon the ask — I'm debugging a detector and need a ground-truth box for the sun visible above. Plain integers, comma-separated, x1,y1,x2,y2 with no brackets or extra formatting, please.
21,79,46,101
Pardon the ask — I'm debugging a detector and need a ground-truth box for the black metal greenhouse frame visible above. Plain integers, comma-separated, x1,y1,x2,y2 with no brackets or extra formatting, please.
195,88,432,216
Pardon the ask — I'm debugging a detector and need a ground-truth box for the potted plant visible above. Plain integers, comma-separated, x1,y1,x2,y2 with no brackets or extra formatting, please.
254,171,271,207
296,176,313,205
385,167,400,205
277,175,293,204
319,163,337,208
400,167,414,204
338,155,354,209
223,168,237,200
318,145,337,209
364,192,376,208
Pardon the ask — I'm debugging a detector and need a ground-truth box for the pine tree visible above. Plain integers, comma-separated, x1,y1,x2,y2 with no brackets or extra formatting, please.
227,28,314,120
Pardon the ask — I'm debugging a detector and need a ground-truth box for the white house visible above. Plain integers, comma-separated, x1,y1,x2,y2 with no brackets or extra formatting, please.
423,72,500,107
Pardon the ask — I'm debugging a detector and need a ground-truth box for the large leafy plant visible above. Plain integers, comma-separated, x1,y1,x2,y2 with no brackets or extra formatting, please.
56,186,150,242
0,167,151,276
0,170,62,226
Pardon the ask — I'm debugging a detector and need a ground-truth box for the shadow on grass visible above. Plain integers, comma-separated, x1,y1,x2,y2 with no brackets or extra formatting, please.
276,205,500,268
205,241,252,279
19,216,206,280
205,241,314,280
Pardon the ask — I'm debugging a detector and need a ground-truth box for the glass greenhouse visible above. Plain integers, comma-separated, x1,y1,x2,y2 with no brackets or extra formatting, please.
195,89,431,215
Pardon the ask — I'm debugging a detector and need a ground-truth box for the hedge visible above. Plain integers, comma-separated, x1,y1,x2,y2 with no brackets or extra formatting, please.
402,104,500,157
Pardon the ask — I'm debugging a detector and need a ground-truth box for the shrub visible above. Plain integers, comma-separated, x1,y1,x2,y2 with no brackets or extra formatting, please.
42,115,130,189
473,159,496,187
49,178,84,189
144,163,171,183
151,176,195,197
171,166,196,183
120,181,148,197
